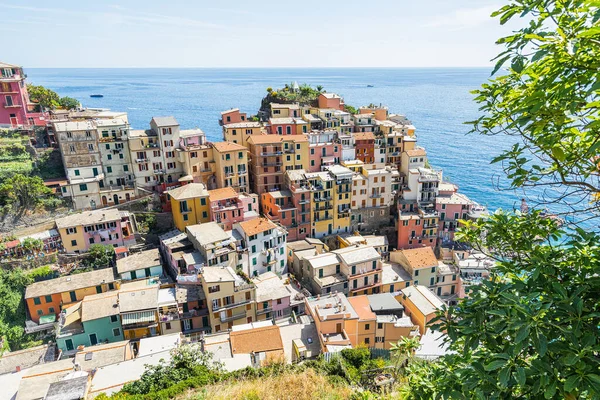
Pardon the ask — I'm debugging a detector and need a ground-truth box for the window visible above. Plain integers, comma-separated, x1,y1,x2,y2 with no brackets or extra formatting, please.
45,295,52,303
208,285,220,293
430,277,435,286
183,214,188,221
415,270,419,276
372,261,377,270
89,238,95,244
364,337,370,344
37,309,43,316
431,266,436,273
33,297,41,305
365,324,370,330
107,166,112,173
110,315,118,323
71,240,77,247
378,323,383,329
88,144,94,151
79,184,87,191
251,245,256,253
113,328,120,336
48,307,55,314
319,269,324,278
166,322,172,330
74,170,80,176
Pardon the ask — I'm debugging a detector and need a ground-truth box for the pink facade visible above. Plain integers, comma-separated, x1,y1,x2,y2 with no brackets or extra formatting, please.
435,199,472,245
308,143,342,172
268,120,295,135
220,109,247,125
261,190,299,241
209,190,245,231
0,63,48,128
318,93,345,110
82,215,135,251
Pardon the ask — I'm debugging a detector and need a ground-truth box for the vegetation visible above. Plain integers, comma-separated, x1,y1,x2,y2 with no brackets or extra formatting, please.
345,104,358,115
0,174,53,213
261,83,325,111
403,1,600,399
0,268,34,352
84,244,115,268
32,149,66,180
27,84,79,110
135,213,158,234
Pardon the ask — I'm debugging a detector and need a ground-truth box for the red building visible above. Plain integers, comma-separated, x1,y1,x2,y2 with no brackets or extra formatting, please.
354,132,375,164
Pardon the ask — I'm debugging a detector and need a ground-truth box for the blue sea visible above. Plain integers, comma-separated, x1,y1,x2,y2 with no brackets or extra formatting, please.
25,68,532,217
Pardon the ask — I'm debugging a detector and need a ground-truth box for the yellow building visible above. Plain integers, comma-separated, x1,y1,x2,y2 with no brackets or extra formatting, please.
200,266,257,333
223,121,264,147
212,141,249,192
166,183,210,231
398,285,444,335
177,141,217,189
118,280,161,340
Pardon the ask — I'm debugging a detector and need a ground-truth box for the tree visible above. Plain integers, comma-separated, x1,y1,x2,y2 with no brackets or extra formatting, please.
390,336,420,378
58,96,79,110
316,85,324,92
0,268,33,352
405,1,600,399
85,244,114,268
344,105,358,115
0,174,53,212
21,238,43,255
27,84,59,109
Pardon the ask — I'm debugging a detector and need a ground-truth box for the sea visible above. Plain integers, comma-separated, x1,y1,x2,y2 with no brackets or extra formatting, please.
25,68,536,217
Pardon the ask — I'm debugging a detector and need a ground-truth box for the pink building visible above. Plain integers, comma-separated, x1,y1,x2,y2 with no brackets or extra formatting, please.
435,190,474,245
318,93,345,111
208,187,245,231
0,62,48,128
307,130,341,172
220,108,248,125
267,117,307,135
261,190,299,241
253,272,292,320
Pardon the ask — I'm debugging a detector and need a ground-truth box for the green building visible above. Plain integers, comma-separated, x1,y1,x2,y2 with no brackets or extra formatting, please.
56,291,124,353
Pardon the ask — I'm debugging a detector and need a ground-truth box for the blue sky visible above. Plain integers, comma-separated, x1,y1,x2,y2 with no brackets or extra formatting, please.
1,1,517,68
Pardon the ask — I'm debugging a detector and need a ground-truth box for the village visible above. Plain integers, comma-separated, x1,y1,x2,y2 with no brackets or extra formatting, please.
0,62,495,399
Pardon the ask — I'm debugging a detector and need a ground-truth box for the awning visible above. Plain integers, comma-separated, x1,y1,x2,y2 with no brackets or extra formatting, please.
179,175,194,182
121,311,156,326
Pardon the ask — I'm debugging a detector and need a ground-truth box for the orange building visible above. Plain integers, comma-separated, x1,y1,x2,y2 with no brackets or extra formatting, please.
261,189,301,241
347,295,377,347
354,132,375,164
208,187,246,231
318,93,345,111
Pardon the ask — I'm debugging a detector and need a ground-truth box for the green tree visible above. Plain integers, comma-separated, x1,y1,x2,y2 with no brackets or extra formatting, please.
84,244,114,268
344,105,358,115
58,96,79,110
0,174,53,211
27,84,59,109
0,268,33,351
21,237,43,254
406,1,600,399
389,336,420,378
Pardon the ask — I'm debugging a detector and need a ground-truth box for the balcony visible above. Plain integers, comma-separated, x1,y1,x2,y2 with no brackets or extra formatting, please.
262,161,283,167
261,151,283,156
349,266,382,278
212,298,251,313
3,101,22,108
135,158,149,163
298,199,310,204
263,258,277,267
370,193,382,198
220,311,247,323
256,306,273,315
423,222,438,229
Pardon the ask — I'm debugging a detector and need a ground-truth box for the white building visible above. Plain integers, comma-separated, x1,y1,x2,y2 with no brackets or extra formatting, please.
233,217,287,277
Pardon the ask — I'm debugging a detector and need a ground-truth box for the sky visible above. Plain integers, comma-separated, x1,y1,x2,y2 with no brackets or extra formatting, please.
1,0,518,68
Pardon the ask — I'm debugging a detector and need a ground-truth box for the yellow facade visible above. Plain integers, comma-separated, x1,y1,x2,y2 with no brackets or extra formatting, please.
201,276,257,333
178,145,216,187
223,123,264,148
59,282,116,306
58,227,86,253
212,142,249,192
122,323,161,340
170,195,211,232
281,136,309,171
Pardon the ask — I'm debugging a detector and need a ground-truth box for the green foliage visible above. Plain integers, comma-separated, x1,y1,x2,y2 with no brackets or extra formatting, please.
261,83,323,109
344,105,358,115
84,244,114,268
27,84,60,109
32,149,66,180
135,213,157,234
27,265,56,281
0,173,52,212
468,0,600,214
58,96,79,110
0,269,33,351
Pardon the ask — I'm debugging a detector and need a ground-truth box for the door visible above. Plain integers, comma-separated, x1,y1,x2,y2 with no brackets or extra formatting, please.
183,319,192,332
125,193,131,201
69,291,77,302
101,196,108,206
336,323,342,334
437,287,442,296
9,114,17,126
113,194,119,205
93,167,99,176
89,333,98,346
65,339,74,351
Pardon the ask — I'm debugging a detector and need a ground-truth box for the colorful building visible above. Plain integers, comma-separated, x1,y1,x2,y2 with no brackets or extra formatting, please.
234,217,288,277
208,187,250,231
317,93,345,111
354,132,375,164
304,292,358,353
166,183,211,231
398,285,445,335
333,245,383,296
177,128,217,189
116,248,163,281
390,247,439,289
211,141,249,192
55,209,135,253
222,121,264,147
252,272,292,321
118,280,161,340
24,268,117,324
306,130,341,172
0,62,48,128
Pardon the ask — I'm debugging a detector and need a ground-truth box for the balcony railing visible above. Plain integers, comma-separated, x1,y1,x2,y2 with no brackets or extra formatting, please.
212,298,251,313
256,306,273,315
220,311,247,323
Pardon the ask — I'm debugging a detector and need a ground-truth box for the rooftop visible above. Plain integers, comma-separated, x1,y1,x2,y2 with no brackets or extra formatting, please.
307,292,358,320
186,222,231,247
223,121,262,129
332,245,381,266
212,141,247,153
220,108,239,114
208,187,238,202
55,209,121,229
252,272,291,303
166,183,208,201
248,134,308,145
45,375,89,400
367,293,404,312
25,268,116,299
347,296,377,321
354,132,375,141
381,262,412,286
265,189,292,199
436,192,474,205
237,217,277,237
202,266,239,284
16,359,76,400
406,148,427,157
137,333,180,357
230,325,284,355
0,344,51,375
321,93,341,99
401,285,444,316
116,248,162,274
118,284,159,313
305,252,339,269
151,116,179,127
74,340,132,371
398,247,438,270
81,291,120,322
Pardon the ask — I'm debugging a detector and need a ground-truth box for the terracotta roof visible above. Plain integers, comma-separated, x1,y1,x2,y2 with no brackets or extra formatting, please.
166,183,208,201
400,247,438,269
248,134,308,145
208,187,238,202
230,325,284,354
348,295,377,321
406,148,426,157
212,141,247,153
354,132,375,141
237,217,277,237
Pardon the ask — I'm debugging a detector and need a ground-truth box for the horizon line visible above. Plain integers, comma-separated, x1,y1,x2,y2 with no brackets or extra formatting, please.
25,65,493,70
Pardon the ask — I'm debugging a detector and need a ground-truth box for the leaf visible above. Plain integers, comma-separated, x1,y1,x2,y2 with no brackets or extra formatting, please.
484,360,506,371
516,326,529,343
537,332,548,357
544,382,557,399
499,367,511,387
492,55,511,76
562,353,578,366
551,146,566,161
564,375,580,393
516,367,526,386
587,374,600,385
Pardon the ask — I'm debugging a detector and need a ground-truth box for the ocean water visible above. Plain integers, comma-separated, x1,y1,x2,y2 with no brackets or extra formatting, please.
27,68,524,214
